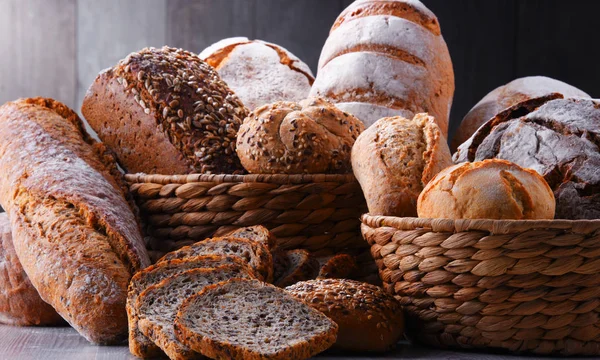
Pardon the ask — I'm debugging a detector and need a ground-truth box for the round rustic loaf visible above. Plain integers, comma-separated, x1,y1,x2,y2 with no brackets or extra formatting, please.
286,279,404,352
82,46,249,174
452,76,590,150
453,97,600,219
0,213,64,326
310,0,454,134
418,159,556,220
199,37,314,111
351,113,452,217
236,97,364,174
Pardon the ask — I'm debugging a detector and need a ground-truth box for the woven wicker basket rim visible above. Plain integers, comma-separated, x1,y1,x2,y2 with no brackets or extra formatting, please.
361,214,600,235
125,173,357,185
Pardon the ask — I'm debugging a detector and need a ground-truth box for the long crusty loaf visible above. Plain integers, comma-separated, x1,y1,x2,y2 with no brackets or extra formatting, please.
136,266,253,360
175,278,338,360
127,255,253,358
0,213,64,326
0,98,150,344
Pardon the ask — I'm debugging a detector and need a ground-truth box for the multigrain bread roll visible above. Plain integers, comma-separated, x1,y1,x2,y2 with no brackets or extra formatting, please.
286,279,404,352
418,160,556,220
310,0,454,133
451,76,590,150
199,37,314,111
82,46,249,175
351,113,452,217
454,98,600,220
0,98,150,344
0,213,64,326
236,98,364,174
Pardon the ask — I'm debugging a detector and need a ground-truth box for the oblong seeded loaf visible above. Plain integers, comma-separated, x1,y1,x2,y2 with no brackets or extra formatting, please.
0,98,150,344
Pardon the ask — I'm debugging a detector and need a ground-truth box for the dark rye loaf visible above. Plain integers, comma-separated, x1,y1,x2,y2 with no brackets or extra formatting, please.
82,46,249,175
454,97,600,219
0,98,150,344
175,278,338,360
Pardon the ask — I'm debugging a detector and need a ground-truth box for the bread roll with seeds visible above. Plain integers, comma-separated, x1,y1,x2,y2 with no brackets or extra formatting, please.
287,279,404,352
236,97,364,174
82,46,249,175
310,0,454,132
352,113,452,217
199,37,314,111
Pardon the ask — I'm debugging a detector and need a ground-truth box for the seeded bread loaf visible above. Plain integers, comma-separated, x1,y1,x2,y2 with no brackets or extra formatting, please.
0,98,150,344
82,46,249,175
274,249,320,288
352,113,452,217
175,278,338,360
310,0,454,132
453,98,600,219
287,279,404,352
199,37,314,111
317,254,357,280
0,213,63,326
418,159,556,220
158,237,273,282
451,76,590,150
136,266,253,360
127,255,253,358
224,225,276,251
236,98,364,174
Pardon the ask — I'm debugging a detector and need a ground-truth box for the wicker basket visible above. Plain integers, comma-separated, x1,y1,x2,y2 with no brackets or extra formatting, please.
126,173,369,260
361,214,600,356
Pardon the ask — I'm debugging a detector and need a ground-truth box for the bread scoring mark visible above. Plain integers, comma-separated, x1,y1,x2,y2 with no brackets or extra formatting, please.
262,43,315,86
320,43,426,70
499,169,532,219
323,87,424,115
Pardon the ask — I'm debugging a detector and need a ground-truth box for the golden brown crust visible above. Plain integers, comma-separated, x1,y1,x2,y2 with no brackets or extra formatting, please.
0,213,64,326
236,98,364,174
287,279,405,352
417,159,556,220
0,98,150,344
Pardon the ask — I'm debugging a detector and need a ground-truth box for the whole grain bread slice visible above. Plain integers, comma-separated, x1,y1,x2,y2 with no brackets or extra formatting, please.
158,237,273,283
175,278,338,360
274,249,319,287
225,225,276,251
127,255,253,358
136,265,253,360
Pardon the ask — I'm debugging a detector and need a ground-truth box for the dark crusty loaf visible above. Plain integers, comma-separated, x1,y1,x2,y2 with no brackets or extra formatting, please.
274,249,319,288
136,266,253,360
451,76,590,150
224,225,276,251
454,97,600,219
82,46,249,175
158,237,273,282
175,278,338,360
236,98,364,174
0,213,63,326
287,279,404,352
127,255,253,358
317,254,357,280
0,98,150,344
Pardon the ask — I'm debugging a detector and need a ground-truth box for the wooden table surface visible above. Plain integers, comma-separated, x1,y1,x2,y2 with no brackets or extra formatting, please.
0,325,570,360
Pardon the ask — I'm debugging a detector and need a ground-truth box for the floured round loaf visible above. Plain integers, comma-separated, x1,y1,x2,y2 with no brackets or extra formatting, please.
452,76,590,150
311,0,454,133
200,37,314,111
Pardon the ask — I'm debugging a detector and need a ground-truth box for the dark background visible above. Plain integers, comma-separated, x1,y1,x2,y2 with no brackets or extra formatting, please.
0,0,598,141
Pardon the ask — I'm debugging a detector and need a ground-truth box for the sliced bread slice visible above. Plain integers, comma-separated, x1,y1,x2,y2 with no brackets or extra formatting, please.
272,249,290,284
175,278,338,360
158,237,273,282
136,265,253,360
127,256,253,358
316,254,357,280
274,249,319,287
226,225,276,250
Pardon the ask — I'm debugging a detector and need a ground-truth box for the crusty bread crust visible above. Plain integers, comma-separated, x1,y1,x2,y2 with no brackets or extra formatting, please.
275,249,319,287
317,254,357,280
0,98,150,344
0,213,64,326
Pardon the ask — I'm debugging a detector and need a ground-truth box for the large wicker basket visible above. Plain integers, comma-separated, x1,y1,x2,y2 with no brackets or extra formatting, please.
126,173,368,260
361,214,600,356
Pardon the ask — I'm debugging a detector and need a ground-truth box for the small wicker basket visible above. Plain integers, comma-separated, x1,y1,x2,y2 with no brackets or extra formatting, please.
361,214,600,356
126,173,369,260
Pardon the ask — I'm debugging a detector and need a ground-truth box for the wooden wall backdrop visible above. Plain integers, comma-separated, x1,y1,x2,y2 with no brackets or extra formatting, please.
0,0,598,141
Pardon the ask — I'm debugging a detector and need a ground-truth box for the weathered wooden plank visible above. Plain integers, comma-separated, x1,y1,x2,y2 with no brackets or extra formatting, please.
0,0,76,108
76,0,167,114
166,0,256,55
